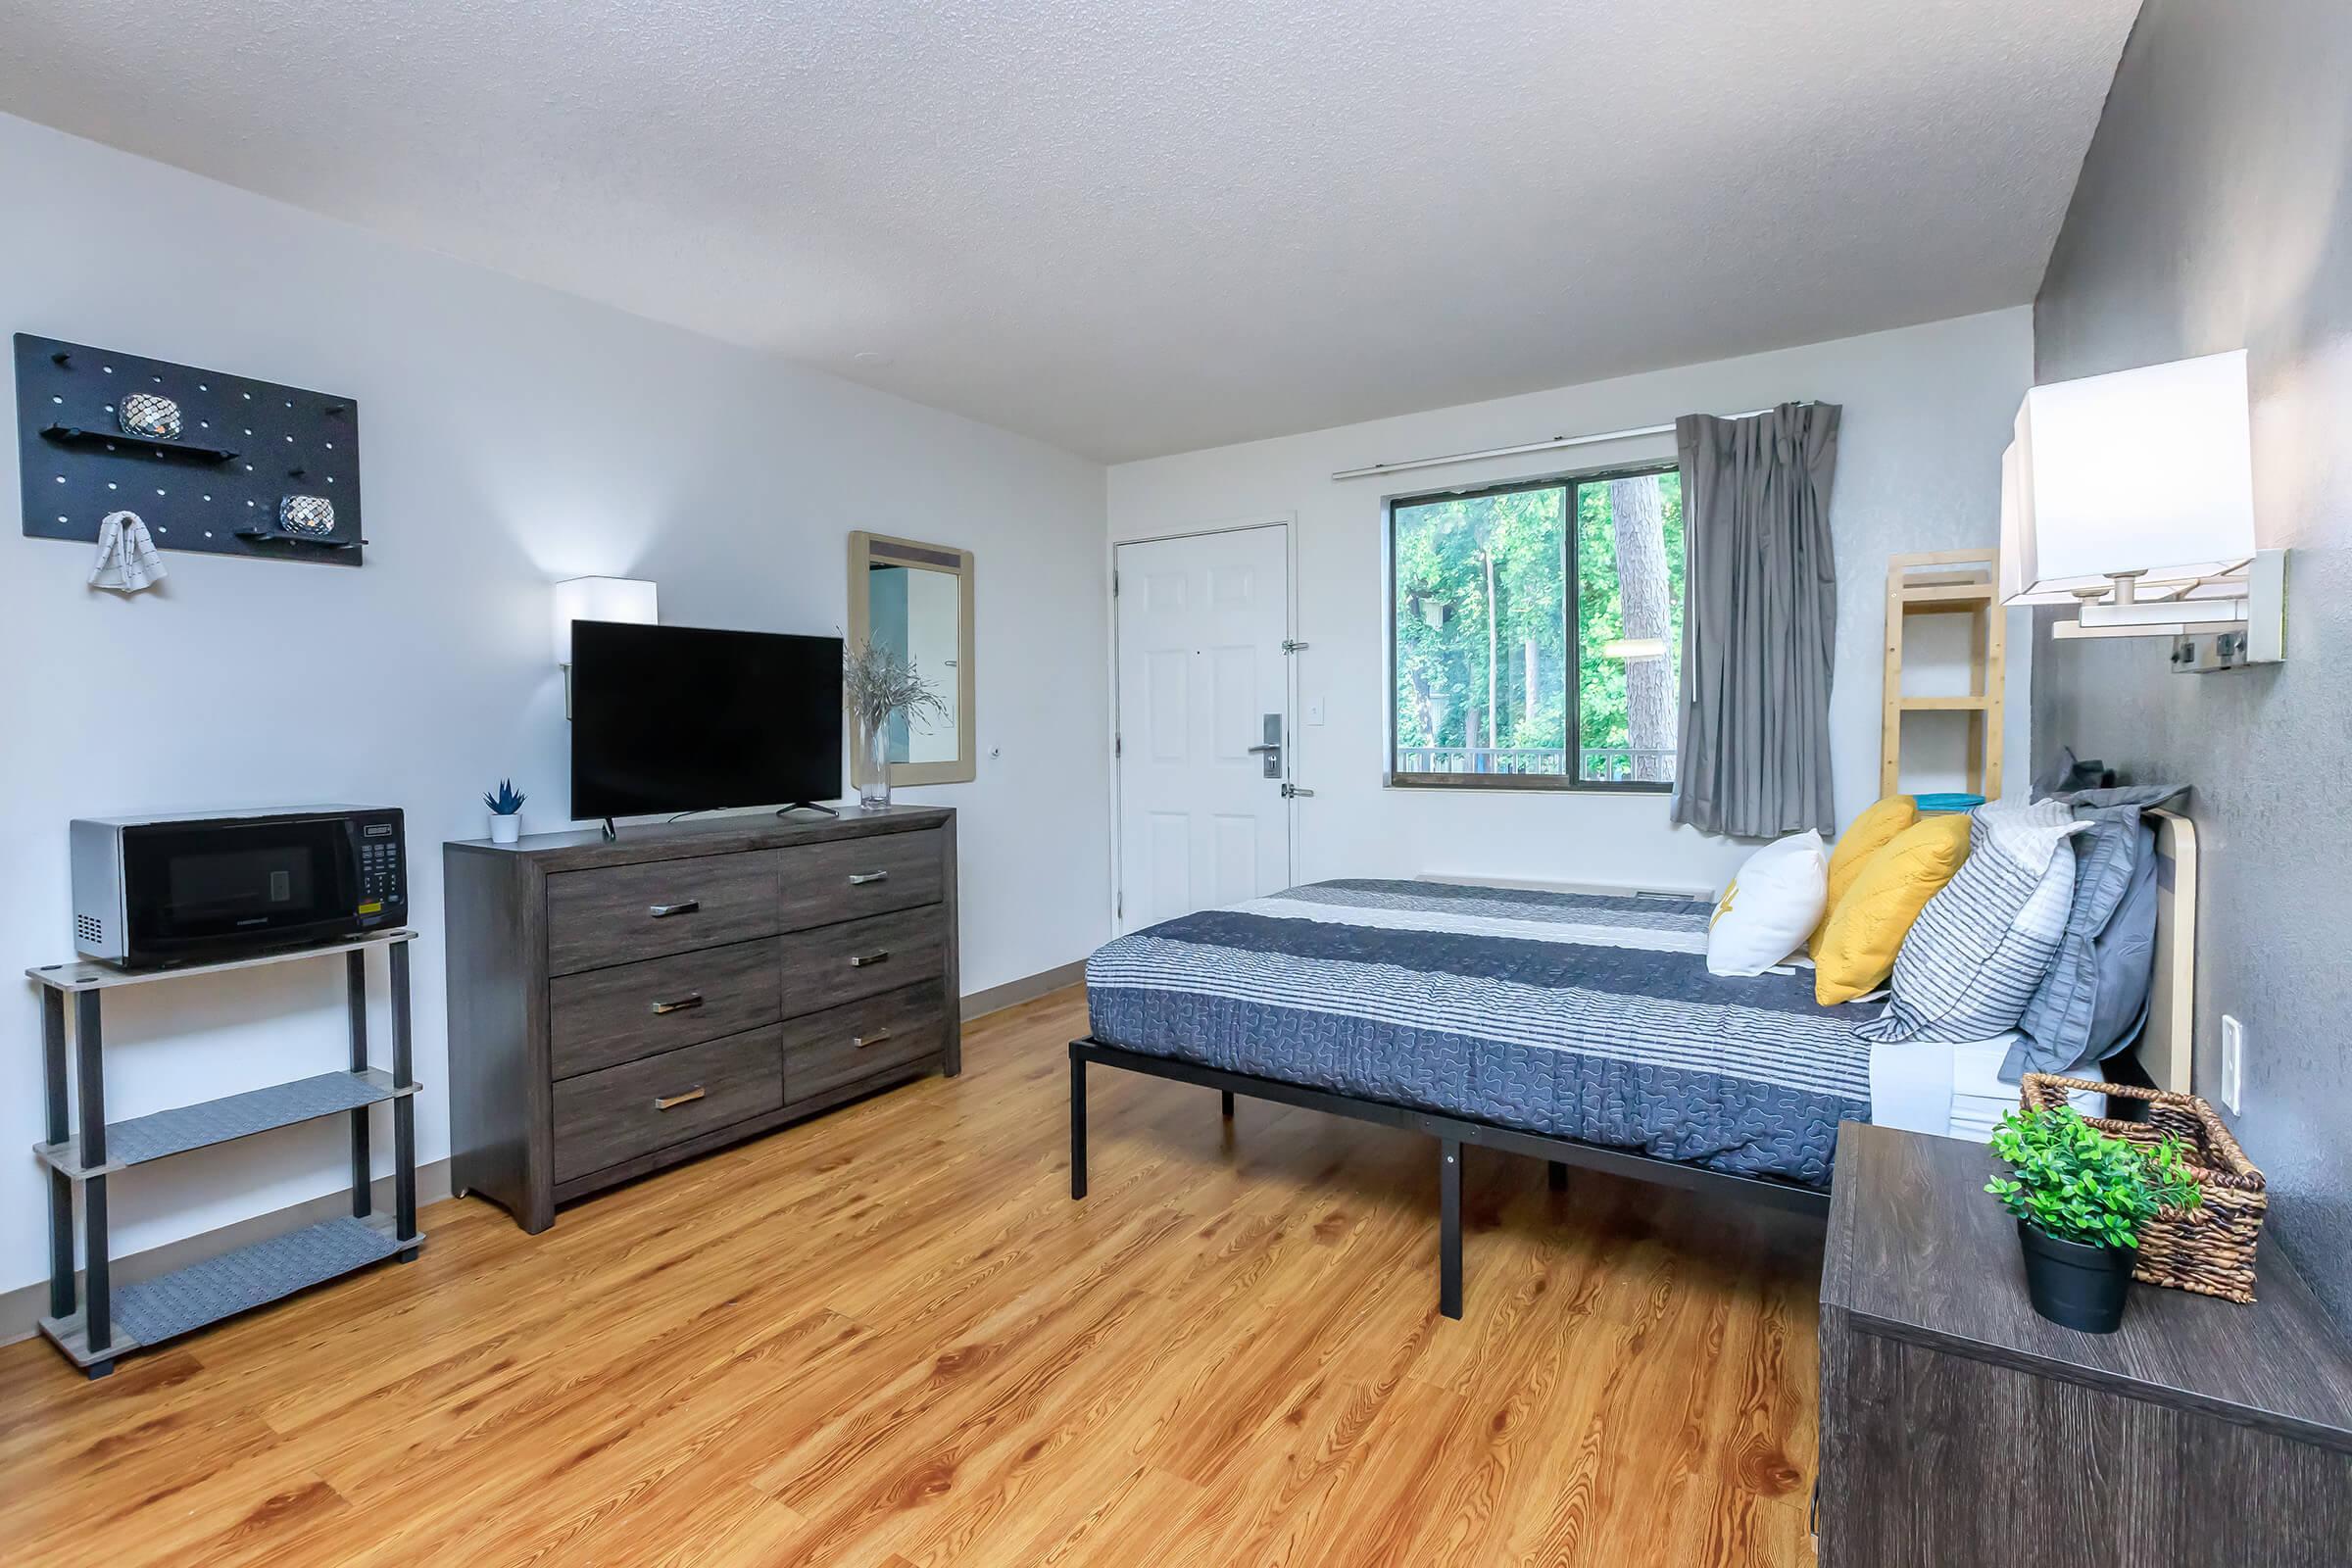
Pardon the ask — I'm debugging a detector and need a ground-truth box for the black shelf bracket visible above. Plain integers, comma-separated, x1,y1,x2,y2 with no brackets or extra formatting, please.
233,527,365,552
39,423,240,464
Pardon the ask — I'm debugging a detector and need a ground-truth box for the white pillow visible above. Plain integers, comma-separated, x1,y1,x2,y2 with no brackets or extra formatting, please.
1706,831,1828,977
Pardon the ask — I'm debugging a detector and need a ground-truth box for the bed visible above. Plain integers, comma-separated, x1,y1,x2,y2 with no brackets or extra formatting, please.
1086,879,1864,1186
1067,810,2194,1319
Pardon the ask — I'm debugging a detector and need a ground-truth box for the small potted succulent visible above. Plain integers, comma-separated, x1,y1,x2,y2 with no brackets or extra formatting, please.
1985,1104,2201,1333
482,778,526,845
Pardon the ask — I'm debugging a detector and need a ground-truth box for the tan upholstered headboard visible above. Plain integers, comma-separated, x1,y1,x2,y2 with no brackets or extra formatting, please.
2135,807,2196,1095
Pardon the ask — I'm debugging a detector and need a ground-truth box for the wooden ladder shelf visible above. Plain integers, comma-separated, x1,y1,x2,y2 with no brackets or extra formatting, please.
1881,549,2005,800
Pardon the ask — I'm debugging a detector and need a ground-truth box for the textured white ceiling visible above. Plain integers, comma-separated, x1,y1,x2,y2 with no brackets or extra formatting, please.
0,1,2138,461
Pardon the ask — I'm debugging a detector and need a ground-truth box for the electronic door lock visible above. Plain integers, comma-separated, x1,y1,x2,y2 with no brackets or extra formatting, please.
1248,712,1284,778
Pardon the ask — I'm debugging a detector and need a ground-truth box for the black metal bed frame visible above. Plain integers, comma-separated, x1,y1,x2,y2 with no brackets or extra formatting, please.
1068,1037,1831,1320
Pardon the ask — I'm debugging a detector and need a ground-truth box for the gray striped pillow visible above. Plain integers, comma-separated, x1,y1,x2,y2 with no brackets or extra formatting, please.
1855,801,2085,1045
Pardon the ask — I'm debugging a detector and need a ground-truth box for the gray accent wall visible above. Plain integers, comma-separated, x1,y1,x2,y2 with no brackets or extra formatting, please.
2033,1,2352,1325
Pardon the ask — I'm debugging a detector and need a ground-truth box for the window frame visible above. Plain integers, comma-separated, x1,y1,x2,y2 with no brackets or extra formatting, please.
1383,460,1684,796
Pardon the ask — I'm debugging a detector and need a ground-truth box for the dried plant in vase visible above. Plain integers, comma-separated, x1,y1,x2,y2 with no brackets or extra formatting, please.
843,636,949,808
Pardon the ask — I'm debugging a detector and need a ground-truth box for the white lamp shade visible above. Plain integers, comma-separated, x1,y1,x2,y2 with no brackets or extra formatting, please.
553,576,659,664
2003,350,2255,604
1998,437,2028,602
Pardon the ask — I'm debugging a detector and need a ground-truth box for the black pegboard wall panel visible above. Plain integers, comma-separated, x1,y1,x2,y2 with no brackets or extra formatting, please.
15,333,365,566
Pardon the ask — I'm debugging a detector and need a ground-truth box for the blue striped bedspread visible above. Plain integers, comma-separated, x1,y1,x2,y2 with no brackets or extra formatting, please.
1085,879,1871,1186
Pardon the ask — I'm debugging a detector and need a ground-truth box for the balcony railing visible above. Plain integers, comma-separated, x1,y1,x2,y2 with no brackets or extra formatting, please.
1396,746,1676,783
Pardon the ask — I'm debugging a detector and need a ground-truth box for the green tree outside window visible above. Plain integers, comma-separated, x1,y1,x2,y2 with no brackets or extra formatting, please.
1392,470,1683,785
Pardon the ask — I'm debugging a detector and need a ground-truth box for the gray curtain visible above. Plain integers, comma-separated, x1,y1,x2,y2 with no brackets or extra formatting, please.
1669,403,1841,838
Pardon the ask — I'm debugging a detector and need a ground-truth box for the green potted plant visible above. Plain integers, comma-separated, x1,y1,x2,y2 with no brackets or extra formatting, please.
482,778,526,845
1984,1104,2201,1333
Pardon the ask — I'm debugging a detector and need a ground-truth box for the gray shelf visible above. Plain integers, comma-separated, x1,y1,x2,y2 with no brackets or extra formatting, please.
35,929,421,1378
38,1213,418,1368
26,927,416,993
34,1069,419,1179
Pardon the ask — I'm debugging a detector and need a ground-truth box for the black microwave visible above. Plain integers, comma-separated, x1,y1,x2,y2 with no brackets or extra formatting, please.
70,807,407,967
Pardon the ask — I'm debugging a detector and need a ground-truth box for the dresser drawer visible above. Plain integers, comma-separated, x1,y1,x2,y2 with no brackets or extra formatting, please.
549,937,781,1079
551,1026,784,1184
776,828,947,932
780,905,950,1017
782,983,949,1103
546,851,783,974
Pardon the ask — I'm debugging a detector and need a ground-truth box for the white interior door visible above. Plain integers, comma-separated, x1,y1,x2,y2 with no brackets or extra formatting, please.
1115,525,1292,931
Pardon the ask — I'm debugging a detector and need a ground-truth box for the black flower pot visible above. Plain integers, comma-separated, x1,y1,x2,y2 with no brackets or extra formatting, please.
2017,1219,2135,1333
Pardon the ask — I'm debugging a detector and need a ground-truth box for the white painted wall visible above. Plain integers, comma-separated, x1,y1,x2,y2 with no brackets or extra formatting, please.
1107,310,2034,901
0,113,1109,1297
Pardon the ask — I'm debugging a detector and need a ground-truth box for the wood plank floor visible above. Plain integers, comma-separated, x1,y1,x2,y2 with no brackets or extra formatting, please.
0,988,1825,1566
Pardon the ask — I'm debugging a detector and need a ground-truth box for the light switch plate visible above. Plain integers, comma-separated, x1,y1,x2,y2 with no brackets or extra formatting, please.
1305,698,1326,726
2220,1014,2245,1114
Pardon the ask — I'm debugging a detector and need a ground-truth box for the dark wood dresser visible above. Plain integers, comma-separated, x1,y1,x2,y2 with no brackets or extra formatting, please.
1819,1122,2352,1566
444,807,957,1232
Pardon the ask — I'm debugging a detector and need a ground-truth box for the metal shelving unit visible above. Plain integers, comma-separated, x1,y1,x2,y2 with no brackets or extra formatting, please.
28,929,424,1379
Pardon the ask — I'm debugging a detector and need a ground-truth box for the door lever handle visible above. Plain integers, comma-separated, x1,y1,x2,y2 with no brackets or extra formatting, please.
647,901,700,918
1250,713,1286,777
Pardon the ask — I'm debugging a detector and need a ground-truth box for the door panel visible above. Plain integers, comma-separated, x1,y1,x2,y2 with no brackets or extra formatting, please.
1147,650,1190,761
1211,813,1259,906
1146,811,1190,924
1116,524,1291,933
1210,645,1258,762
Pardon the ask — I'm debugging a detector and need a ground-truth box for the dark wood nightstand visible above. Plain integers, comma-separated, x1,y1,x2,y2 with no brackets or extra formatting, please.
1818,1122,2352,1567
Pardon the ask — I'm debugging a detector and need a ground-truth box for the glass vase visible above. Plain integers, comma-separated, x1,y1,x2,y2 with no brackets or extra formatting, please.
858,713,893,809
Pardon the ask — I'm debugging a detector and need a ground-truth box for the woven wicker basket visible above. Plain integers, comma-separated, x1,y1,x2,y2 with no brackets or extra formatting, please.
2018,1074,2267,1303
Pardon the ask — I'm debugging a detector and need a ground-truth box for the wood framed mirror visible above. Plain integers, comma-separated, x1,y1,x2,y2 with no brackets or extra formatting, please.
848,531,976,787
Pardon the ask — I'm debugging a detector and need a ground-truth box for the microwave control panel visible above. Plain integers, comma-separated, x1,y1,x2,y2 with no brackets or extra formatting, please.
359,818,405,919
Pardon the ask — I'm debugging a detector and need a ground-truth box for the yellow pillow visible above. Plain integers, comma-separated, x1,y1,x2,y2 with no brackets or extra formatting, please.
1809,795,1919,957
1812,813,1971,1004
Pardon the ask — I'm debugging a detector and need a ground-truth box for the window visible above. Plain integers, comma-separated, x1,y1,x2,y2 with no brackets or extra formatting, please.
1388,466,1685,791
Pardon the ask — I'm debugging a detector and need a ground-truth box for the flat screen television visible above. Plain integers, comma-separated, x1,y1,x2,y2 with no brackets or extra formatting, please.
570,621,844,819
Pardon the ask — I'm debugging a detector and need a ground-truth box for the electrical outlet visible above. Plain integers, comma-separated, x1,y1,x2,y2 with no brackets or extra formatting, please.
2220,1015,2245,1115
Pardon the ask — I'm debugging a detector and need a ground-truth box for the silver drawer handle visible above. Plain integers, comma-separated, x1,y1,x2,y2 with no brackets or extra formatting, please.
648,900,700,918
849,950,891,968
852,1030,892,1050
650,993,705,1015
847,870,890,886
652,1086,706,1110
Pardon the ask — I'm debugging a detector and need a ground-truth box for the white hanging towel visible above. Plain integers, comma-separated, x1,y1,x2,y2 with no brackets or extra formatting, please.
88,510,169,592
